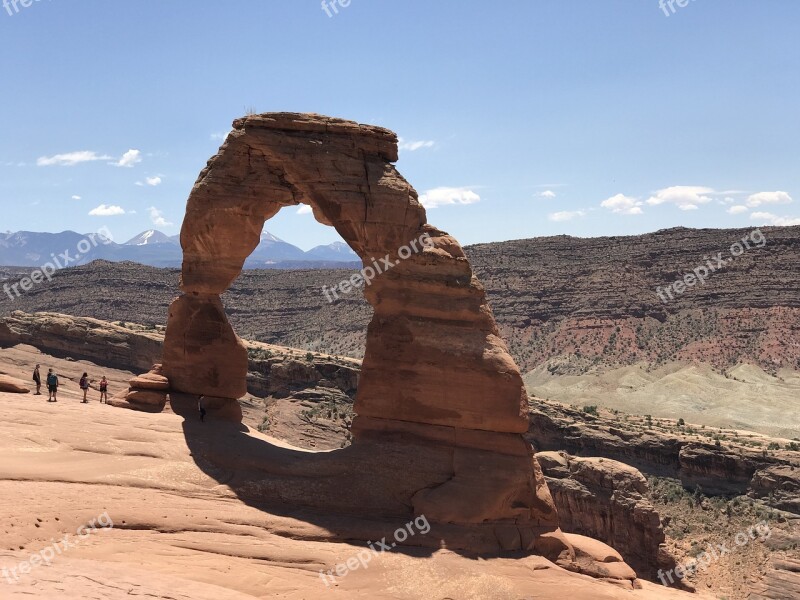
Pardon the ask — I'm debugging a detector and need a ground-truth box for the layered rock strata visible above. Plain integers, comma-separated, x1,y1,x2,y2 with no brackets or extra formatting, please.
145,113,575,558
0,311,162,373
536,451,683,585
528,398,800,513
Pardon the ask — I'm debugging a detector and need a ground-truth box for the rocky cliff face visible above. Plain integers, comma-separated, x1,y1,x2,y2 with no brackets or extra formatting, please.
0,311,360,403
527,398,800,514
536,451,683,585
467,226,800,375
5,226,799,379
0,311,163,373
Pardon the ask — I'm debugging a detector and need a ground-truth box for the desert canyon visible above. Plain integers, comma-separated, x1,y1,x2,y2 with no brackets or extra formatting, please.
1,114,798,600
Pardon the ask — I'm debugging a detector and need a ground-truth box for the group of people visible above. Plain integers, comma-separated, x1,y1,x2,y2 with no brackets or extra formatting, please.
32,364,109,403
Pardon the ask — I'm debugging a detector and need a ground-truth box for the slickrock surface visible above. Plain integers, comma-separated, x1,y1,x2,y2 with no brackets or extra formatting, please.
3,318,795,597
0,373,29,393
749,558,800,599
0,384,703,599
156,112,564,548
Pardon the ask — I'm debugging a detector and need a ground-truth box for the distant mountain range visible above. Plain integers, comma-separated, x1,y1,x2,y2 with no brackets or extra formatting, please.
0,230,359,269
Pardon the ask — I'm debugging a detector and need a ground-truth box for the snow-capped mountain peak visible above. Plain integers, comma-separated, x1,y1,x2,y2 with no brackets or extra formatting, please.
260,230,285,243
124,230,178,246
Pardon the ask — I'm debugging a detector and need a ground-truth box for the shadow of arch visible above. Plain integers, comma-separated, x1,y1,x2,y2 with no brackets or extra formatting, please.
157,113,565,556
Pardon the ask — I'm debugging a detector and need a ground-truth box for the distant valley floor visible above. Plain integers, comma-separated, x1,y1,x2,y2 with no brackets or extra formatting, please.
525,362,800,440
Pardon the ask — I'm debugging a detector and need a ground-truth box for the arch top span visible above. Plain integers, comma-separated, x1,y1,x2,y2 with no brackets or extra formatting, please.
180,112,427,295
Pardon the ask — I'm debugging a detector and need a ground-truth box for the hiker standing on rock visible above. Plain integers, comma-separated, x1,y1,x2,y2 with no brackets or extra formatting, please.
46,369,58,402
79,373,90,403
99,376,108,404
32,364,41,395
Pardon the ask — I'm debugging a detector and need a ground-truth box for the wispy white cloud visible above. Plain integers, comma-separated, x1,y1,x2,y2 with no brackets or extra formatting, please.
746,191,792,208
538,190,557,199
148,206,172,227
398,138,435,152
601,193,643,215
38,148,147,168
419,186,480,209
88,204,126,216
727,205,748,215
645,186,714,211
114,149,142,168
750,211,800,226
297,205,313,215
548,210,586,222
136,176,162,187
71,195,82,201
210,131,231,142
38,151,112,167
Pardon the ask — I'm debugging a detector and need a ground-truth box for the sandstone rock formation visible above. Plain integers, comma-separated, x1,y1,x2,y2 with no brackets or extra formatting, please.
749,558,800,599
0,311,162,373
127,113,594,568
527,398,800,513
163,294,248,401
167,113,529,433
108,364,169,413
1,311,361,406
248,350,359,399
0,373,29,393
536,451,682,585
0,383,708,600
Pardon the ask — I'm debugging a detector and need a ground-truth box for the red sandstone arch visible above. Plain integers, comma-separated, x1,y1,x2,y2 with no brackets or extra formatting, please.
157,112,560,536
164,113,530,436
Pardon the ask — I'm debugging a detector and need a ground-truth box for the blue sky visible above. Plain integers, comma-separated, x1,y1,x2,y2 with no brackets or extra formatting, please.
1,0,798,249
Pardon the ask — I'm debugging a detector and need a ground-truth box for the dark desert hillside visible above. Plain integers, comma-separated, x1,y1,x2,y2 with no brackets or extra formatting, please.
4,226,799,374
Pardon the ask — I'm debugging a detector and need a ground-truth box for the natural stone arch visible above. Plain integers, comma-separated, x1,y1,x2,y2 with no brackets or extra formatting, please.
158,113,561,541
165,113,530,436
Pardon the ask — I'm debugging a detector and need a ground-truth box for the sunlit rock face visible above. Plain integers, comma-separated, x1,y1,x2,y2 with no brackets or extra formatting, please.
159,112,564,549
